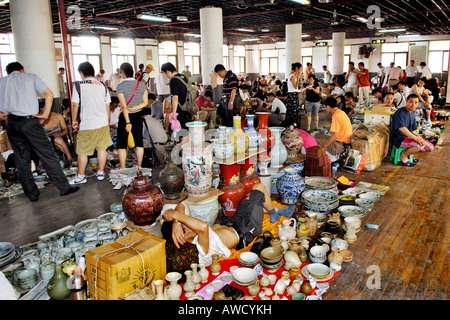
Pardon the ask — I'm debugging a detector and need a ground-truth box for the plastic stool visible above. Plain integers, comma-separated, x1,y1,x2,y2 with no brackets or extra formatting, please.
390,146,414,165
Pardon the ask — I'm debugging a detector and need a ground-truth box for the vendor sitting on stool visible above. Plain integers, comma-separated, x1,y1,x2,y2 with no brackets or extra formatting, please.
320,97,353,155
390,94,434,167
161,183,295,266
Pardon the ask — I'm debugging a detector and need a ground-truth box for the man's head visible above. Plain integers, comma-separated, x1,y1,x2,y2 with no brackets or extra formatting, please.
418,78,426,86
261,75,266,79
59,67,65,76
161,62,178,79
110,96,120,110
6,62,24,75
358,62,365,71
267,92,276,103
420,62,426,68
78,61,95,79
145,64,154,73
148,93,156,104
377,62,382,68
405,94,420,112
185,65,190,71
372,87,382,99
398,81,406,90
410,60,415,66
115,68,120,74
214,64,227,78
240,84,249,93
120,62,134,78
391,84,399,93
324,97,338,114
383,92,395,105
322,65,328,71
348,61,355,70
390,62,395,68
139,63,144,70
260,83,268,92
204,90,213,101
344,91,354,101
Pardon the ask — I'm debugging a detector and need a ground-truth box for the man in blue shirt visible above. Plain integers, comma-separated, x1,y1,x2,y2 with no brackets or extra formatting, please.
390,93,434,167
0,62,79,201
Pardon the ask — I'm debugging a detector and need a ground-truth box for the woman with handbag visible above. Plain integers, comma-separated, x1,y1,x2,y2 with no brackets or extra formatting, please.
116,62,149,169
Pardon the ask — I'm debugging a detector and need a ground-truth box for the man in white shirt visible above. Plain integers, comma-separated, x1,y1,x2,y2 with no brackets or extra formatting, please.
405,60,418,88
322,65,332,87
383,62,395,89
419,62,433,80
108,68,123,94
141,64,154,91
155,71,171,103
376,63,385,88
266,92,286,126
142,113,168,159
70,62,113,185
328,82,345,97
398,81,411,99
345,62,359,99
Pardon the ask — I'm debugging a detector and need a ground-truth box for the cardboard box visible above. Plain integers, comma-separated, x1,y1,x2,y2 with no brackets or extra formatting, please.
364,106,395,126
0,129,12,153
85,230,166,300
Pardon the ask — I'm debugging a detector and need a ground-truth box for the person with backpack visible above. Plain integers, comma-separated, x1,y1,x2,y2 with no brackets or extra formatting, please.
160,62,196,130
116,62,149,169
161,182,296,265
136,64,154,91
70,62,113,185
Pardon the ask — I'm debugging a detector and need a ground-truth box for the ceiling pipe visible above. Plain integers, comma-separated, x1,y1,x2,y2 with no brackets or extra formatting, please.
56,0,73,103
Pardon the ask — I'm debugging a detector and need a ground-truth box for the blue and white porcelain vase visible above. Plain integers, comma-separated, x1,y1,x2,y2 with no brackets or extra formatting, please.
244,114,261,151
269,127,288,168
213,126,234,160
276,167,305,204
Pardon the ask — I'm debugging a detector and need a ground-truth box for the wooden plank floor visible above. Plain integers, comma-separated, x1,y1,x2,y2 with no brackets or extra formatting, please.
0,112,448,300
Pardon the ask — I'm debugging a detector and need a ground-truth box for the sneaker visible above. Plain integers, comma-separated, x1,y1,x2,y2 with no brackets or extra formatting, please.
96,171,105,181
69,175,87,185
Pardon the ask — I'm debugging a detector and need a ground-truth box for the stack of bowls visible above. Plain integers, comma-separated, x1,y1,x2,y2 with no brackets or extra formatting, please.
0,242,16,267
231,267,258,286
339,195,356,206
14,267,39,290
238,252,259,267
260,246,284,272
304,176,338,194
301,189,339,213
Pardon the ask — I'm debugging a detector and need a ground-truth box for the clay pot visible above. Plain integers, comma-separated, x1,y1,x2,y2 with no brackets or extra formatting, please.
159,144,184,200
300,279,313,295
122,169,164,226
289,266,300,279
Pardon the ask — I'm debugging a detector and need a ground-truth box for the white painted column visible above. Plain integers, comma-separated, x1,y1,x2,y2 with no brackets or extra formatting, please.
285,23,302,78
200,6,223,86
446,71,450,104
10,0,59,98
331,32,346,75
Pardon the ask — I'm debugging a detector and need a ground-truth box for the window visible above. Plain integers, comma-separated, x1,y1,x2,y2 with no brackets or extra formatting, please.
71,36,101,81
260,49,278,76
327,45,351,74
111,38,135,74
158,41,177,70
428,40,450,73
381,42,409,70
184,42,201,75
233,45,246,74
0,33,15,77
301,47,313,67
223,45,229,70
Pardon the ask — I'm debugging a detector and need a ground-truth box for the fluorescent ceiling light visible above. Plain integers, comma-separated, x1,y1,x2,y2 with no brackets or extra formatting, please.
302,34,309,38
236,28,254,32
186,33,201,38
242,38,259,42
0,0,10,5
137,14,172,23
177,16,188,21
398,34,420,38
291,0,310,4
90,26,119,31
378,28,406,33
356,17,368,23
261,28,271,32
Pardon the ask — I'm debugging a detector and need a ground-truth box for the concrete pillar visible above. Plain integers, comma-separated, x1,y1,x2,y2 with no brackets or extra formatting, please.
331,32,346,75
446,71,450,104
200,6,223,86
10,0,59,99
285,24,302,79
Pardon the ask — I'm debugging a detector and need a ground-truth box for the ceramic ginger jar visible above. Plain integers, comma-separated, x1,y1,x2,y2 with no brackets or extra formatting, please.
276,167,305,204
122,168,164,226
182,121,213,198
213,126,234,160
159,143,184,200
229,116,249,154
281,125,304,158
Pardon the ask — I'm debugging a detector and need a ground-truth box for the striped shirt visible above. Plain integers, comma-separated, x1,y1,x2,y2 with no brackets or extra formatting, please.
389,67,403,80
0,71,48,116
222,70,238,96
116,78,148,114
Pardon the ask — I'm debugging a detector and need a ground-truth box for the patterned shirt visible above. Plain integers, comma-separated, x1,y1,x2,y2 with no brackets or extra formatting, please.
222,70,238,96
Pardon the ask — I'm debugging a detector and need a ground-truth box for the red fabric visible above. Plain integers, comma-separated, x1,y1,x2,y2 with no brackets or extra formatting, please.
180,258,340,300
400,137,435,152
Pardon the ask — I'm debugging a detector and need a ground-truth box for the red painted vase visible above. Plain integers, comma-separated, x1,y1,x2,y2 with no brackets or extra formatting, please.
122,169,164,226
256,112,275,159
218,163,246,217
240,155,261,196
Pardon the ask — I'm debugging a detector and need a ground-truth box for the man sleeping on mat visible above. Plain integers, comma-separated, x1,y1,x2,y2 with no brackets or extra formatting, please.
161,183,295,266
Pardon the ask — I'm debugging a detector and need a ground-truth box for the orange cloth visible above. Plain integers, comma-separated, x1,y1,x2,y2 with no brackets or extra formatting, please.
357,68,370,87
330,109,353,144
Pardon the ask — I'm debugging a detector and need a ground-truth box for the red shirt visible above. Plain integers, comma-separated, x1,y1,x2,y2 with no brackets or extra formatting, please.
357,68,370,87
196,95,213,110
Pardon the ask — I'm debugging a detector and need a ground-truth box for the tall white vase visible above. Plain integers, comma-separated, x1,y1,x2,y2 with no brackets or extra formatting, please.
269,127,288,168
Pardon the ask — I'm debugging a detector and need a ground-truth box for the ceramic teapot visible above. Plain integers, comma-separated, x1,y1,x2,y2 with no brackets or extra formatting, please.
278,218,297,240
288,238,302,255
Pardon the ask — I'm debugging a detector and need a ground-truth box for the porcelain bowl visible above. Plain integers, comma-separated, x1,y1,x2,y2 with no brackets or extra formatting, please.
232,267,258,284
309,245,327,258
307,263,331,279
330,238,348,251
338,205,367,218
260,246,284,264
239,252,259,266
355,198,374,209
358,192,380,202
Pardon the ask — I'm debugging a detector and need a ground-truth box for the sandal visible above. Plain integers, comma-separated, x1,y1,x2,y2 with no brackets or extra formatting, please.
399,161,416,167
412,158,419,163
